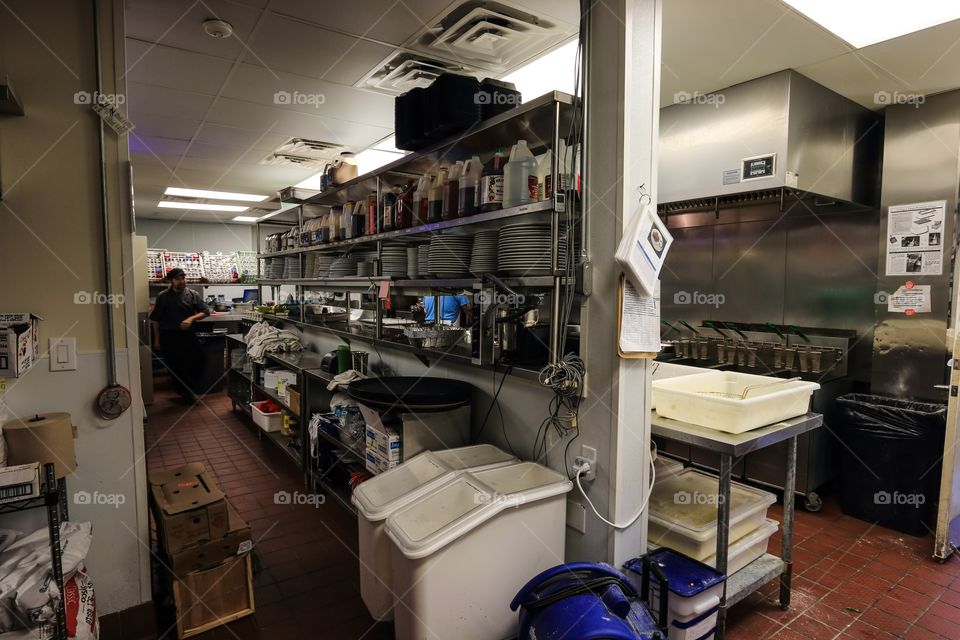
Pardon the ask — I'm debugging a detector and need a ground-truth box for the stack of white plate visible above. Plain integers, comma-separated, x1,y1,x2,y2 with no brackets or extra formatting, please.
469,230,499,273
285,256,302,279
497,223,568,276
428,236,473,278
313,253,339,278
328,253,358,277
264,257,284,279
417,245,431,276
380,244,409,277
407,247,419,278
357,261,373,277
303,253,317,278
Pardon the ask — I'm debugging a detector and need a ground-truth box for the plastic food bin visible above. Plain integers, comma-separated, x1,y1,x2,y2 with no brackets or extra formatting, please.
385,462,572,640
352,445,517,621
624,548,726,640
648,468,776,561
250,402,282,432
651,519,780,576
653,370,819,433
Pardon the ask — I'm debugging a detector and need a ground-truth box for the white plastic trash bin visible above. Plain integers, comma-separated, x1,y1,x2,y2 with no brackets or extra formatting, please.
386,462,572,640
352,445,517,621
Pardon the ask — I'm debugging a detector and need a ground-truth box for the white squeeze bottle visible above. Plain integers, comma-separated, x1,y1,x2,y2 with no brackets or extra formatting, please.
458,155,483,217
502,139,539,208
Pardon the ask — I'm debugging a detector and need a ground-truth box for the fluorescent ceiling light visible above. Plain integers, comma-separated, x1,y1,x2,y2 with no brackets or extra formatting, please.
158,201,249,212
502,40,578,102
232,216,260,222
782,0,960,48
164,186,269,202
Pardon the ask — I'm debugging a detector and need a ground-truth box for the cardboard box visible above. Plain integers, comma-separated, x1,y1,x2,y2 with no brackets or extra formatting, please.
286,384,301,416
0,313,40,378
263,368,296,393
365,425,401,462
0,463,40,504
150,463,229,554
167,500,252,576
172,553,254,639
365,449,400,475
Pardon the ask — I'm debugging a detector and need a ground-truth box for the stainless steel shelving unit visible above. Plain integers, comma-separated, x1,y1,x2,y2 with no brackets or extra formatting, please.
255,91,582,371
651,411,824,640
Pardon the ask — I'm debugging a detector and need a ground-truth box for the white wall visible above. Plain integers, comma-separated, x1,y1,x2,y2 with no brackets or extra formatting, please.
0,0,150,615
137,219,256,254
0,353,144,615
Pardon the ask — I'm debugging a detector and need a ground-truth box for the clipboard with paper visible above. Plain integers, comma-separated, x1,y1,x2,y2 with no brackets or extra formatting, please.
615,203,672,357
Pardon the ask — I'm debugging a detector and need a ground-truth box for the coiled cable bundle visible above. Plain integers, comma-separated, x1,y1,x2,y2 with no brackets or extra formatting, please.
534,354,586,472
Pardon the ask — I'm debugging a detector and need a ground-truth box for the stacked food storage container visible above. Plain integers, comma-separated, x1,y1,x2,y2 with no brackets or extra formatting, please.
647,467,779,576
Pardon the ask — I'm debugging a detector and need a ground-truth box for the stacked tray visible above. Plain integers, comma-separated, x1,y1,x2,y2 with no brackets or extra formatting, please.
381,244,409,277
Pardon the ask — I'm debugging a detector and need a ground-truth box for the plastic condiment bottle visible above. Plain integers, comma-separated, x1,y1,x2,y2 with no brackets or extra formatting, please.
396,182,414,229
382,186,399,232
351,200,365,238
458,155,482,217
503,140,539,209
367,193,378,235
412,174,431,226
480,148,505,212
328,206,342,242
428,164,449,222
342,201,354,239
442,161,463,220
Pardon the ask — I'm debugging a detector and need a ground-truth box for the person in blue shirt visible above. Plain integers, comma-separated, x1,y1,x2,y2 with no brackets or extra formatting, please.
422,295,471,325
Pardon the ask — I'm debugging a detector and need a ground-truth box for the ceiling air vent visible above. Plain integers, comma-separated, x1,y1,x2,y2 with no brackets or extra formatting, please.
358,51,476,95
259,138,343,170
259,153,328,170
410,2,574,73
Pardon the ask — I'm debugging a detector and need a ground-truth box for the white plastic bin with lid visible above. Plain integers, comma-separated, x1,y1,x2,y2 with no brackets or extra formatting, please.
653,370,819,433
386,462,572,640
648,468,775,561
651,518,780,577
352,445,517,621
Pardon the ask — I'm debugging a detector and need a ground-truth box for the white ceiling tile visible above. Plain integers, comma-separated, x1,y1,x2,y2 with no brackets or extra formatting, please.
269,0,452,46
660,0,850,105
242,13,395,85
127,113,201,140
852,19,960,100
126,82,214,121
125,40,234,95
218,63,395,123
124,0,264,59
191,123,291,151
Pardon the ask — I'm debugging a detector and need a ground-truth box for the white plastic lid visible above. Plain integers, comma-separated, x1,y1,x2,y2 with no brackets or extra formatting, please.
471,462,571,500
432,444,517,472
648,468,775,535
385,462,571,559
386,475,498,559
351,452,454,521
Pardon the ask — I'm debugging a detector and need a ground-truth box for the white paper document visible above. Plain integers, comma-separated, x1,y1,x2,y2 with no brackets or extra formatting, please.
887,285,932,314
619,279,661,354
885,201,946,276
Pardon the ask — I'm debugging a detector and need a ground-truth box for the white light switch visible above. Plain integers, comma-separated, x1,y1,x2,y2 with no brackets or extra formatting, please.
49,338,76,371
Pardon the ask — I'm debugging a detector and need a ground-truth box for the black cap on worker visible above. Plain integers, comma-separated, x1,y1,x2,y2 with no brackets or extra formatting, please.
166,268,186,280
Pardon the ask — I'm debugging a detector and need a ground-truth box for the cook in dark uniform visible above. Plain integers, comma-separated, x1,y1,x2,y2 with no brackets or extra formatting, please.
150,268,209,401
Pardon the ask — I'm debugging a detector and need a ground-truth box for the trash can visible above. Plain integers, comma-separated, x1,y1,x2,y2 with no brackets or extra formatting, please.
352,445,517,621
385,462,572,640
837,394,946,536
194,332,226,394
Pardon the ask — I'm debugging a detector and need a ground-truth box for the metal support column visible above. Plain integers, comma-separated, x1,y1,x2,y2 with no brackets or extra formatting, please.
715,453,734,640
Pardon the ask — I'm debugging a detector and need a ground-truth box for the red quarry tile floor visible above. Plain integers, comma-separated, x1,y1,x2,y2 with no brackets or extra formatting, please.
135,388,960,639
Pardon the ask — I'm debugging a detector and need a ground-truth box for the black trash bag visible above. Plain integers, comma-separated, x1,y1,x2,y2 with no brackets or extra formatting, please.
836,394,946,536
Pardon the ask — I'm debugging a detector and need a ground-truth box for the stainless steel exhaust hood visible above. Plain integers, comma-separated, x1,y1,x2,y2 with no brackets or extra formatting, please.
658,70,882,208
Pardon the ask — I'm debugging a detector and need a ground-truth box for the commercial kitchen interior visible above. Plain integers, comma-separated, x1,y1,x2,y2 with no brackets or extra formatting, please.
3,0,960,638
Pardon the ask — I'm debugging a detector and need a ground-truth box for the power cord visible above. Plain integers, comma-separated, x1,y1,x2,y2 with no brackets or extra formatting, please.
573,447,656,530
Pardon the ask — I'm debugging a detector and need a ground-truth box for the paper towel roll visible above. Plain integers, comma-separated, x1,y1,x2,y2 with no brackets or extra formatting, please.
3,412,77,478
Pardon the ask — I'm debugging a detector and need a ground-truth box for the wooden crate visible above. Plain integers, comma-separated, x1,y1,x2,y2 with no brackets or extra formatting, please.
172,553,254,639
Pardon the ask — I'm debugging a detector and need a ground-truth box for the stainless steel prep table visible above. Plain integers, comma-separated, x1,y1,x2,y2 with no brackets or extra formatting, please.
650,411,823,640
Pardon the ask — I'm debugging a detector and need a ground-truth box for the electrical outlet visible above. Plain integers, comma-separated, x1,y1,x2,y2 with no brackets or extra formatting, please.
566,499,586,533
574,444,597,481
